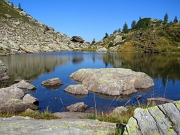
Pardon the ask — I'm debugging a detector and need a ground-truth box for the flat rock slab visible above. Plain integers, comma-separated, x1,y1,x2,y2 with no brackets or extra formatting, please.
70,68,154,96
0,116,116,135
54,112,91,119
123,100,180,135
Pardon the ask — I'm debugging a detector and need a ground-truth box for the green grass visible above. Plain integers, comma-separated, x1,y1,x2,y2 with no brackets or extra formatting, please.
0,110,60,119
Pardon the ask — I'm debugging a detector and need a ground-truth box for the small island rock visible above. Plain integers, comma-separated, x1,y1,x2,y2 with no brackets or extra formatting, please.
64,84,88,95
41,78,63,89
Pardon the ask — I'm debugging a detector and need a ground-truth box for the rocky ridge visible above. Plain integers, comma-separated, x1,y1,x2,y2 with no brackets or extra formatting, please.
0,0,90,55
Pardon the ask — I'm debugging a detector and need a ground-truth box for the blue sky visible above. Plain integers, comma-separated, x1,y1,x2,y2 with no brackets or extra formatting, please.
8,0,180,42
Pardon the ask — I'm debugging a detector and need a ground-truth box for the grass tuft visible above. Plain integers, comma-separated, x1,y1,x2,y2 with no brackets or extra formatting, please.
0,110,60,120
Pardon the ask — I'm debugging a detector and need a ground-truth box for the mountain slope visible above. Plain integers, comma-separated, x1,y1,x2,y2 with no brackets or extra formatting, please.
92,18,180,53
0,0,90,55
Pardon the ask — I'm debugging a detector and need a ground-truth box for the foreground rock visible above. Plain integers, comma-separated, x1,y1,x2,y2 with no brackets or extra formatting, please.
0,80,39,113
54,112,90,119
0,99,39,113
66,102,87,112
0,87,24,104
123,100,180,135
0,60,10,81
64,84,88,95
0,117,116,135
41,78,63,90
70,68,154,96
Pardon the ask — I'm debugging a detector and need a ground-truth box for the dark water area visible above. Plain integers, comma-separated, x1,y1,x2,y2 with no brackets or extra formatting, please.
1,52,180,113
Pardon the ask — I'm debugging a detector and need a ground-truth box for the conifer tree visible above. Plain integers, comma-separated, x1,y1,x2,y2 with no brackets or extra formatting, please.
122,22,129,33
164,13,168,24
131,20,136,29
173,16,178,23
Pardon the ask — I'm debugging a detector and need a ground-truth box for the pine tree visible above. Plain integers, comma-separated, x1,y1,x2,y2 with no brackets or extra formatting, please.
91,38,96,44
122,22,129,33
173,16,178,23
164,13,168,24
131,20,136,29
18,3,23,11
103,33,109,39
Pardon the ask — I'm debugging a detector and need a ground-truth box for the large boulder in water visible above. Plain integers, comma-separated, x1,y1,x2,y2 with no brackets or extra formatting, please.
70,68,154,96
64,84,88,95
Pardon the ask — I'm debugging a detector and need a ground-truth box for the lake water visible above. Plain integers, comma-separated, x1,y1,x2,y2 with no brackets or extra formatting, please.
1,52,180,113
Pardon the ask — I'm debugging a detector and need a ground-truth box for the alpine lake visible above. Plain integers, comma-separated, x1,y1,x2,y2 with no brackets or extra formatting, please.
1,52,180,113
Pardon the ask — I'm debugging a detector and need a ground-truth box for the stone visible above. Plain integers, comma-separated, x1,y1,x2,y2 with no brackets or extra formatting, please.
113,35,122,44
70,68,154,96
0,117,116,135
12,80,36,91
23,94,39,105
71,36,84,43
146,97,174,105
111,106,128,116
0,99,39,113
20,45,34,53
66,102,87,112
124,101,180,135
41,78,63,89
0,87,24,104
54,112,90,119
64,84,88,95
96,47,107,52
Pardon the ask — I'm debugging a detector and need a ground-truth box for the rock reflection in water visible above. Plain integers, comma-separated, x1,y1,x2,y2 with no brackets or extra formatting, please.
0,53,71,86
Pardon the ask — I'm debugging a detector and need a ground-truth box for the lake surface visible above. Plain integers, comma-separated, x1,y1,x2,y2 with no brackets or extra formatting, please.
1,52,180,113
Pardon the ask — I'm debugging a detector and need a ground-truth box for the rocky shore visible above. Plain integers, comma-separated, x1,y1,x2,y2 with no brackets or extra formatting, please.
0,1,90,55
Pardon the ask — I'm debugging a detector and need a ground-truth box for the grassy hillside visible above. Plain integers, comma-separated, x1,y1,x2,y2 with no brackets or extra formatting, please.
92,18,180,53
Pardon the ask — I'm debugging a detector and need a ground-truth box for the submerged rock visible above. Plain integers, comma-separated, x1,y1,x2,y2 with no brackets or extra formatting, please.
66,102,87,112
64,84,88,95
41,78,63,90
70,68,154,96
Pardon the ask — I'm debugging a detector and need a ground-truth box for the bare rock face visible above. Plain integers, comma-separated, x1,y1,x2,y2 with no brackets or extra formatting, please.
123,101,180,135
71,36,84,43
66,102,87,112
41,78,63,90
113,35,122,44
70,68,154,96
0,60,10,81
96,47,107,52
64,84,88,95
